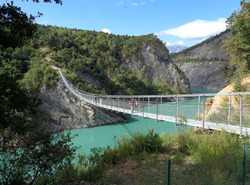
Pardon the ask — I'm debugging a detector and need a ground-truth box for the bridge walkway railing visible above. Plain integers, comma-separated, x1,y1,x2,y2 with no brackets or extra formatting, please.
59,70,250,137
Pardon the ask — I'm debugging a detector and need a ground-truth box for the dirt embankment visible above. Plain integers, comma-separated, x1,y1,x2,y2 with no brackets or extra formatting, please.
206,76,250,119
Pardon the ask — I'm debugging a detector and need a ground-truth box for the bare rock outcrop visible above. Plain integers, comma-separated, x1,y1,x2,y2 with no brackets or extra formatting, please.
172,30,232,91
39,78,126,130
123,42,190,93
177,61,229,91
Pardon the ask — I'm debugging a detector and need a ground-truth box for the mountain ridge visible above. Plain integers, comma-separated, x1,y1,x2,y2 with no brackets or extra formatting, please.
165,43,188,54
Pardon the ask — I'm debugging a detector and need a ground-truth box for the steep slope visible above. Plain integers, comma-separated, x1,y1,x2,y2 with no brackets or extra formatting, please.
124,42,190,93
172,30,232,91
39,78,126,130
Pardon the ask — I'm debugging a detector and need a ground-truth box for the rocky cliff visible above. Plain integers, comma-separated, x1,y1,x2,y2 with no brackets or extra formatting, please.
124,42,190,93
39,78,126,131
177,61,228,91
172,30,232,91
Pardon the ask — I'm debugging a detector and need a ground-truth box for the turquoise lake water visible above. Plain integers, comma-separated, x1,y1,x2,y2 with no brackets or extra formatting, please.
70,86,217,156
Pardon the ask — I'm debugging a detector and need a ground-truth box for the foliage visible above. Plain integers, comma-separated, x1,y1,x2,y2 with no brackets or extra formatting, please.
162,129,247,159
0,128,77,185
178,113,187,125
223,0,250,89
144,128,164,153
88,129,164,166
0,2,37,48
0,4,77,185
0,69,40,133
13,25,182,96
233,75,245,92
173,58,228,64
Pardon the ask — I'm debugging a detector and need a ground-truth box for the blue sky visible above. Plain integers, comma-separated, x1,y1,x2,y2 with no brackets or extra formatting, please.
3,0,242,46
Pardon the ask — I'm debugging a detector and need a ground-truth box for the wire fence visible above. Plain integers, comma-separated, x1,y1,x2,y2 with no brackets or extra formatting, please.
13,143,248,185
169,143,249,185
96,143,249,185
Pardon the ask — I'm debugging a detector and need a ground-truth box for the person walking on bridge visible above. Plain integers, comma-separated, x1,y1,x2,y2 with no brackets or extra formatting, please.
129,99,135,114
135,99,138,113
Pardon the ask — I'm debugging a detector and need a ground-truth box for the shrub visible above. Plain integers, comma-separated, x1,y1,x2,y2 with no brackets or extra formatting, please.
145,128,164,153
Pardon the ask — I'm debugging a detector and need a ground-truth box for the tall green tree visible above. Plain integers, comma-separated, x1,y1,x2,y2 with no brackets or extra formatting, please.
223,0,250,87
0,2,37,48
0,1,77,184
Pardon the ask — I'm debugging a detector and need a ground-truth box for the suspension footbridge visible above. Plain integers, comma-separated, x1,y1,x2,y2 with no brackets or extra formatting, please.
59,70,250,137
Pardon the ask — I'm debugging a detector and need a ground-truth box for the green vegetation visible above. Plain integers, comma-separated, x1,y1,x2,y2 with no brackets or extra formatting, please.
177,113,187,125
223,0,250,90
42,129,250,184
1,23,183,96
29,25,180,95
0,2,77,184
0,1,187,184
1,1,249,184
205,1,250,125
0,2,37,49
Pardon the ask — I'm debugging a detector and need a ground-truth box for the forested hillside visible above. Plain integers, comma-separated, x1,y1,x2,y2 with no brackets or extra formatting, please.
0,24,190,130
8,25,187,96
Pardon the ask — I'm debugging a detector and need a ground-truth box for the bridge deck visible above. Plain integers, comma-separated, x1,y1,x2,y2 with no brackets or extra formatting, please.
59,70,250,137
95,102,250,136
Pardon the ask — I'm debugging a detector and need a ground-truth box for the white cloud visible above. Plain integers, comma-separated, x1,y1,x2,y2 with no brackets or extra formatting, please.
131,3,138,6
150,0,156,2
176,41,184,45
117,1,124,6
165,41,185,46
158,18,227,40
101,28,111,34
165,42,171,46
130,2,145,6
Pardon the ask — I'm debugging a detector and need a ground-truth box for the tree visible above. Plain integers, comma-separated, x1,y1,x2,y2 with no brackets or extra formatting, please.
223,0,250,81
0,2,37,48
0,71,38,133
0,1,77,184
0,128,77,185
